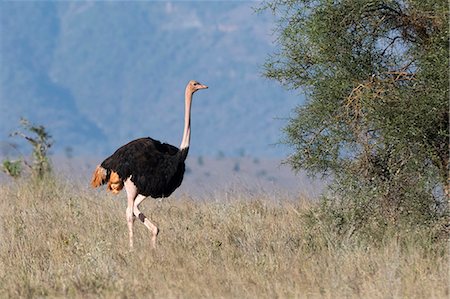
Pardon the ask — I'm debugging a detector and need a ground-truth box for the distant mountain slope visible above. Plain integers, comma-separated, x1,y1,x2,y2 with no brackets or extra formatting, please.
0,1,301,157
0,2,107,154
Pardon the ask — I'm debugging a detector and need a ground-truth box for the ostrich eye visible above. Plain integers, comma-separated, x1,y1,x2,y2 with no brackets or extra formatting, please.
193,83,198,86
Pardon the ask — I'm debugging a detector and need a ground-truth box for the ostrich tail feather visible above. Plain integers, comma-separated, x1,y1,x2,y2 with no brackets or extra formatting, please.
91,165,107,188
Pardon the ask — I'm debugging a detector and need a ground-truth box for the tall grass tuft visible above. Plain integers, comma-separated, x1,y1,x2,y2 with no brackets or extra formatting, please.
0,178,448,298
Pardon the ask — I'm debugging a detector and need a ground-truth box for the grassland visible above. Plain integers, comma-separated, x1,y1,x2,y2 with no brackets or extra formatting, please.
0,177,448,298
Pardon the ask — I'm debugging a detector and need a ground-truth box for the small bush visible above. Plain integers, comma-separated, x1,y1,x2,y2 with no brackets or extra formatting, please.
2,118,53,180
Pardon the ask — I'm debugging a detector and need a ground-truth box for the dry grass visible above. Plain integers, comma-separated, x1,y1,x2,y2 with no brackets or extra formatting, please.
0,178,448,298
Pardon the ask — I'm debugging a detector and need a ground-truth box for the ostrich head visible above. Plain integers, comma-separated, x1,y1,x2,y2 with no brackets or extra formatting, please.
186,80,208,94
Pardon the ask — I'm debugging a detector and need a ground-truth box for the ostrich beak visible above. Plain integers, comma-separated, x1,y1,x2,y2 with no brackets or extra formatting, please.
197,84,208,90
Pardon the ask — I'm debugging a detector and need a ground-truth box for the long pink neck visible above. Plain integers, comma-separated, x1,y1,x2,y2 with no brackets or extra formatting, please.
180,88,193,150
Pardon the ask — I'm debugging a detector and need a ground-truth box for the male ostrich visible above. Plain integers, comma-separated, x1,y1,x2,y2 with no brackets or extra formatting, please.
91,80,208,248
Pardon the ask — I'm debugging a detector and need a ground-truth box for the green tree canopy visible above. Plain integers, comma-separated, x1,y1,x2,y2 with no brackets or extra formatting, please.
262,0,449,227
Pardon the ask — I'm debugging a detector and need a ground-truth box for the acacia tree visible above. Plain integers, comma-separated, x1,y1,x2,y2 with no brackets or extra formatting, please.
262,0,448,227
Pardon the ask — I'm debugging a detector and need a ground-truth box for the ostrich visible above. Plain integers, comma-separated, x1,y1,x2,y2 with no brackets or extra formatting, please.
91,80,208,248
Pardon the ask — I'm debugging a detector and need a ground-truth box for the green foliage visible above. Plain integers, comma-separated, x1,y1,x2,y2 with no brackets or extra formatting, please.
262,0,449,230
1,160,22,178
2,118,53,180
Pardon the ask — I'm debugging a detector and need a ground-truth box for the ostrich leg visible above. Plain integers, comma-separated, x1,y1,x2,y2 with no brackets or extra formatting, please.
133,194,159,248
125,179,137,248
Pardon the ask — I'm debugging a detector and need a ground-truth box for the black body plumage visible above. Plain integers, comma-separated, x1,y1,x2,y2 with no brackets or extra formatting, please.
101,137,188,198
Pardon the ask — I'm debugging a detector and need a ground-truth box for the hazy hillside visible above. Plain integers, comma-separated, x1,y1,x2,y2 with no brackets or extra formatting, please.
0,1,301,158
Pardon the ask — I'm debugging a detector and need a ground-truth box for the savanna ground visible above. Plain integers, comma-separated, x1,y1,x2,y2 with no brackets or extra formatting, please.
0,177,448,298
